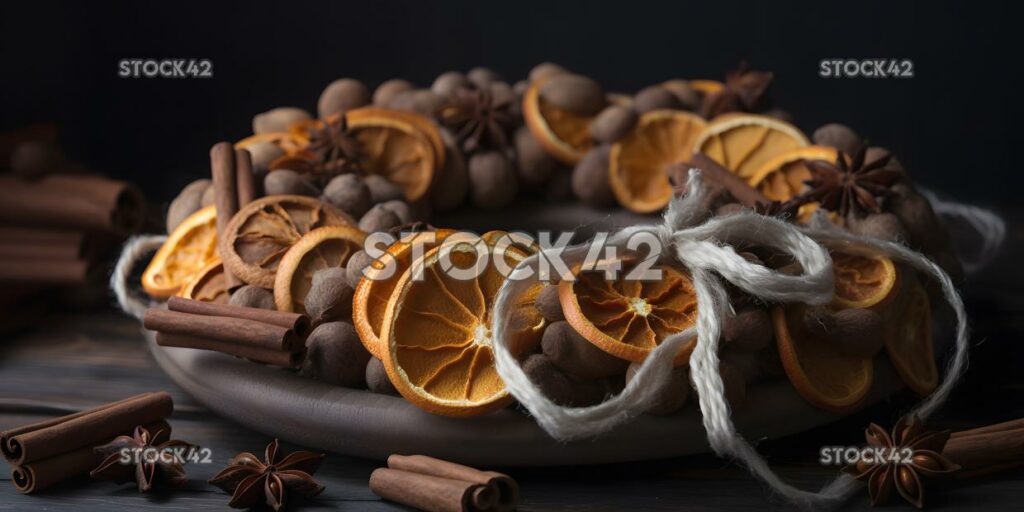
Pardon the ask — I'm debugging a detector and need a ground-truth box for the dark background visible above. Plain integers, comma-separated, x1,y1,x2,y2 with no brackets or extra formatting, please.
0,1,1014,209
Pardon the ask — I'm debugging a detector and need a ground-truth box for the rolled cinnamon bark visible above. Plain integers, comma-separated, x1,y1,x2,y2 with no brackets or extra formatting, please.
235,148,258,207
166,296,310,338
683,153,768,207
0,174,144,235
211,142,242,289
0,257,94,284
144,308,299,352
370,467,495,512
0,228,87,259
387,454,519,512
944,424,1024,475
1,392,172,466
10,420,170,494
155,332,302,368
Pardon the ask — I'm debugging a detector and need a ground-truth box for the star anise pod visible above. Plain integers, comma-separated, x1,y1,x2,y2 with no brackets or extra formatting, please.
90,424,190,492
800,145,902,219
700,61,774,118
303,116,362,176
437,85,516,153
209,438,325,511
844,415,960,508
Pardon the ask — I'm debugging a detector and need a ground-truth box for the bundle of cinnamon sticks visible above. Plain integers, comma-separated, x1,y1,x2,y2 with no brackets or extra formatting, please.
145,297,311,368
210,141,257,288
370,454,520,512
1,392,173,494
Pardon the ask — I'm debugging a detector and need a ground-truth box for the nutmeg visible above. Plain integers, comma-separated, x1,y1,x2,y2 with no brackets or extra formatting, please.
571,145,615,208
538,74,607,116
386,89,445,117
299,321,371,387
723,308,773,352
253,107,312,135
514,126,557,187
345,249,374,289
431,71,471,97
661,80,700,110
323,174,373,218
633,86,682,114
264,169,319,197
534,284,564,323
468,151,518,209
589,105,638,144
229,285,276,310
245,140,284,177
626,362,690,415
528,62,568,83
11,141,64,180
467,67,502,89
430,129,469,211
848,213,908,243
359,203,404,233
304,267,355,325
377,200,412,224
200,184,216,207
542,321,627,379
318,78,371,118
372,79,415,106
803,306,885,358
360,175,403,205
366,357,398,395
166,179,211,233
521,353,613,407
812,123,862,156
887,183,947,252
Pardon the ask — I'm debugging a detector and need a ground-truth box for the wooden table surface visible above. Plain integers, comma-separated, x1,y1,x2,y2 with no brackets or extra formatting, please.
2,211,1022,510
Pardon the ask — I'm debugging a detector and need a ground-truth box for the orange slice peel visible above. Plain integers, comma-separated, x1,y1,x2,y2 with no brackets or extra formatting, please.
522,83,594,165
142,205,218,298
693,114,809,179
274,225,367,314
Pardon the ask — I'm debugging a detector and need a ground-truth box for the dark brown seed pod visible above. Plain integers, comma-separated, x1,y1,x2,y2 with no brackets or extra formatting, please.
661,81,700,110
626,362,690,415
812,123,862,156
264,169,319,197
300,321,371,387
429,129,468,212
228,285,276,310
886,183,947,252
571,145,615,207
431,71,471,97
253,107,311,135
366,357,398,395
386,89,446,117
345,249,374,289
528,62,568,83
373,79,415,106
467,67,502,88
538,74,607,116
468,151,518,209
522,354,613,407
723,308,773,352
304,268,355,325
848,213,908,243
589,105,638,144
379,200,414,224
166,179,211,233
542,321,628,379
362,174,405,204
633,86,682,114
534,284,564,323
10,140,64,180
318,78,371,118
514,126,557,186
246,140,284,177
359,203,404,233
803,306,885,358
323,174,373,218
200,184,216,207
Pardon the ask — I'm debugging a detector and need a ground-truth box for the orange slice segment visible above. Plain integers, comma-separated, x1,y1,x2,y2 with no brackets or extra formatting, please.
179,258,230,304
274,226,367,313
884,283,938,395
353,229,461,359
693,114,809,179
609,110,708,213
831,252,898,310
221,195,355,289
522,83,594,165
559,261,698,365
747,146,839,201
381,234,545,417
773,305,873,413
345,108,439,202
142,205,218,298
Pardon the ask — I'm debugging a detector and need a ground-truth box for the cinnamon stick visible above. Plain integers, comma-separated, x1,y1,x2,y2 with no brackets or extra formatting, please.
388,454,519,512
10,420,169,494
0,257,94,284
155,332,302,368
167,296,310,338
682,153,768,207
0,392,172,466
0,239,84,260
235,148,258,207
0,174,144,235
370,467,496,512
144,308,299,352
211,142,242,289
944,423,1024,476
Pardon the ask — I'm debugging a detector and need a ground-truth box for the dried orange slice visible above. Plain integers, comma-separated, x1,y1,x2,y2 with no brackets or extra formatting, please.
692,114,809,179
773,304,873,414
747,146,839,201
884,283,938,395
274,226,367,313
142,205,218,298
559,261,698,365
609,110,707,213
380,234,545,417
831,251,898,310
179,259,230,304
221,195,355,289
345,108,441,202
687,79,725,96
353,229,461,359
522,83,594,165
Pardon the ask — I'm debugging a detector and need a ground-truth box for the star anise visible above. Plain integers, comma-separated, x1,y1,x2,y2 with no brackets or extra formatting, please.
90,424,190,492
800,145,902,219
209,439,325,511
700,61,775,118
437,85,516,153
844,415,960,508
303,116,362,176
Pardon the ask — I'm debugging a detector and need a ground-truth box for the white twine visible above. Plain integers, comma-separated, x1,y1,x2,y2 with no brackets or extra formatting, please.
110,234,165,320
921,188,1006,274
491,170,974,509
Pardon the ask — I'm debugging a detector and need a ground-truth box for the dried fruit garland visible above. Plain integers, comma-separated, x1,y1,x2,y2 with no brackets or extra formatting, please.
144,62,959,420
